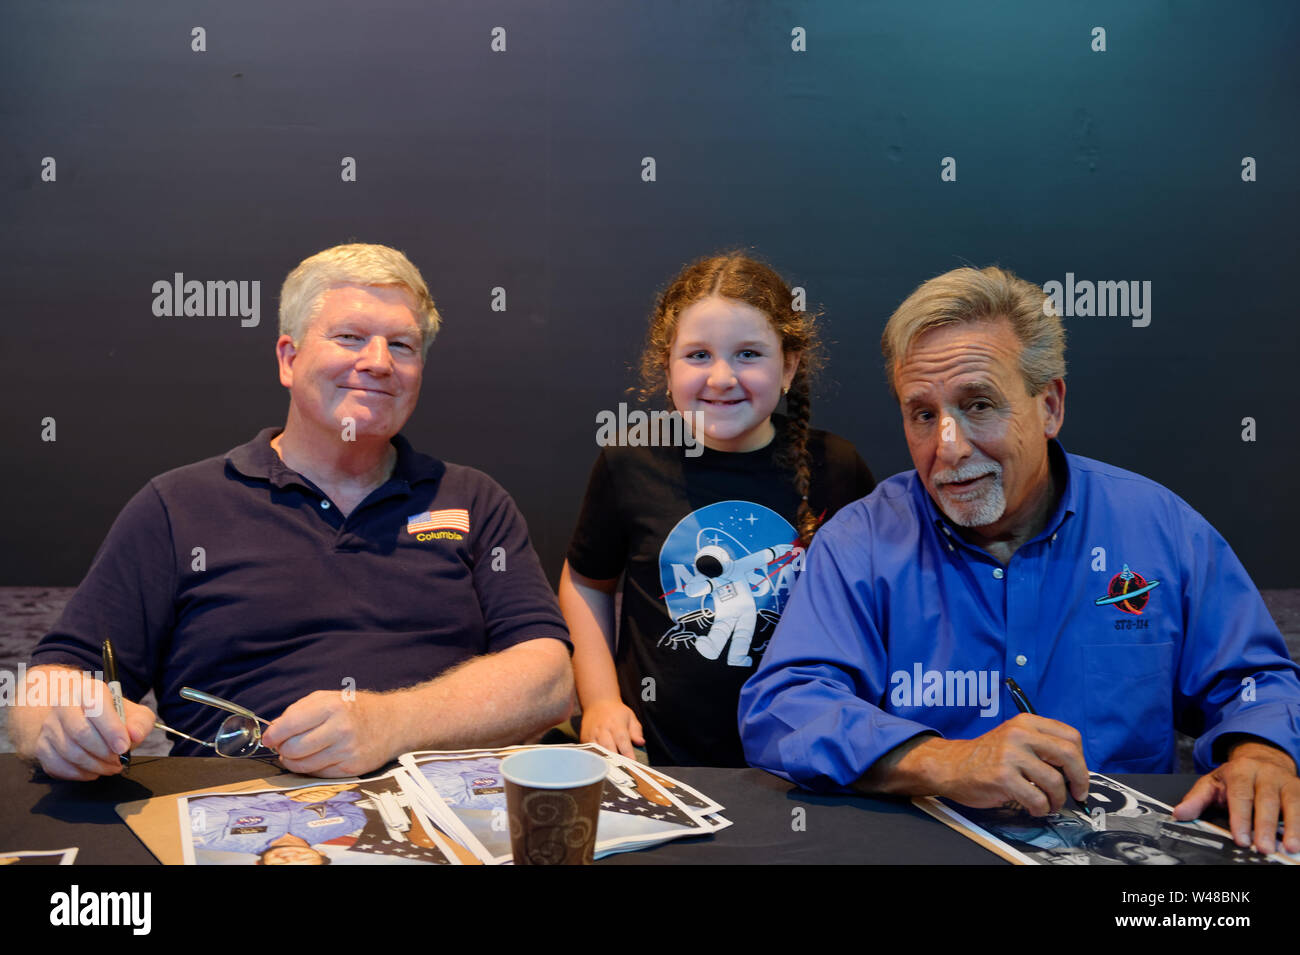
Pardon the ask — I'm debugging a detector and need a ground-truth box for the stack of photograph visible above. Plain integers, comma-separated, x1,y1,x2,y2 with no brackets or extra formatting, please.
178,744,729,865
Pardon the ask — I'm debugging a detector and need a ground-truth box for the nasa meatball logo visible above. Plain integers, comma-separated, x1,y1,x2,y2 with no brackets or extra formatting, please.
1094,563,1160,615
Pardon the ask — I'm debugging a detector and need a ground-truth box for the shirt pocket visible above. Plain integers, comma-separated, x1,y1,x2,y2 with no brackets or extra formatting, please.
1083,642,1175,769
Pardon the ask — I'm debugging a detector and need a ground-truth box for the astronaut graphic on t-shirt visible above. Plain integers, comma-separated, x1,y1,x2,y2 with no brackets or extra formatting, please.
682,542,793,666
658,501,801,668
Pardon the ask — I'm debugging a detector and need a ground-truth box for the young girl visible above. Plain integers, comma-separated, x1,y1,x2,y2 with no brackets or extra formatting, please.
560,253,877,767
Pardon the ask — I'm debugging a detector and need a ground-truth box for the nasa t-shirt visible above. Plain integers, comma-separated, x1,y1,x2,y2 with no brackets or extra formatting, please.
567,423,874,766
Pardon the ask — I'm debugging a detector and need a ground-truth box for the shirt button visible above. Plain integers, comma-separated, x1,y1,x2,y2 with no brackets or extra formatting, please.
993,568,1005,579
320,500,331,510
1015,654,1027,666
1051,533,1057,541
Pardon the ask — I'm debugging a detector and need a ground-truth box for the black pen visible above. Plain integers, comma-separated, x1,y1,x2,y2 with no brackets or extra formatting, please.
1003,677,1087,813
101,639,130,770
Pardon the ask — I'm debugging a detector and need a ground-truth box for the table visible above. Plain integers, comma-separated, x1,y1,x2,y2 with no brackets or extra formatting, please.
0,753,1204,865
8,754,1292,945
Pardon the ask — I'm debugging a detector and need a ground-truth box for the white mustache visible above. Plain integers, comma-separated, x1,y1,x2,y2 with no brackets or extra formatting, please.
935,464,1001,486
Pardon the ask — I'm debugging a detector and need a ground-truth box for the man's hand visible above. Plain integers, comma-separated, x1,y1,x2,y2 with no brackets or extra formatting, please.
12,670,156,781
262,690,399,778
861,713,1089,816
1173,740,1300,855
262,639,573,777
578,698,645,759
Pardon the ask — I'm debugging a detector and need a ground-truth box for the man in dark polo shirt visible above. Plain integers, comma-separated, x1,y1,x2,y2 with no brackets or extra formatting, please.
10,243,572,780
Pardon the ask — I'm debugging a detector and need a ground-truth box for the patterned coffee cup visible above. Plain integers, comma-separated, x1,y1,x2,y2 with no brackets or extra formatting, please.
500,748,608,865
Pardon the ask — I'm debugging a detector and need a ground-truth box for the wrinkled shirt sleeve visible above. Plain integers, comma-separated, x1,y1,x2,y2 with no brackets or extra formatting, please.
1177,509,1300,772
739,512,938,792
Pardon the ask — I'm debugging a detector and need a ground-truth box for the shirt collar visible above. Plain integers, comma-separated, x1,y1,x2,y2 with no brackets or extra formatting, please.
227,427,446,491
916,438,1077,552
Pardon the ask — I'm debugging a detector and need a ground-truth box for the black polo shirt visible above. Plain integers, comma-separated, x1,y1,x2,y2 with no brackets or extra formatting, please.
32,428,570,754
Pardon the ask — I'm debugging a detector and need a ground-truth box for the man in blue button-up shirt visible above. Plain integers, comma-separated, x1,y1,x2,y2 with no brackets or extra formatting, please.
739,266,1300,855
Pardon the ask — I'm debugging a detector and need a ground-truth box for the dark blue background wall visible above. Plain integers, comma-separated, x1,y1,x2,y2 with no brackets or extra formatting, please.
2,1,1297,585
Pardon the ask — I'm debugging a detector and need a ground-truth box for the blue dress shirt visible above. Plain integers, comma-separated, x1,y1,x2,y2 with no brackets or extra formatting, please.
739,442,1300,792
191,791,367,855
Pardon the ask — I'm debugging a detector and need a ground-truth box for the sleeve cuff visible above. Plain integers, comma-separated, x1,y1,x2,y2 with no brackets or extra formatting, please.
759,708,946,794
1193,703,1300,773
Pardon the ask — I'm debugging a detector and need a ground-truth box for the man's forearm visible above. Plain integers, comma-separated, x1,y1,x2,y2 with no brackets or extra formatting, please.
378,638,574,754
852,732,946,796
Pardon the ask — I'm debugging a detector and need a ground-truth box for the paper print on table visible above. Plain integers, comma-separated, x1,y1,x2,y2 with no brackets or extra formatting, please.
603,753,733,835
179,769,459,865
347,771,465,863
657,501,801,668
0,848,78,865
607,753,725,819
916,772,1297,865
402,753,511,861
400,743,724,863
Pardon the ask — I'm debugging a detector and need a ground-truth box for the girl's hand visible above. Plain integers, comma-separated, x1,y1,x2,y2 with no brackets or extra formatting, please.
579,698,645,759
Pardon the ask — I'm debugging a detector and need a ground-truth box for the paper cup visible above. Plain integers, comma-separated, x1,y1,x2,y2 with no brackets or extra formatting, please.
500,748,608,865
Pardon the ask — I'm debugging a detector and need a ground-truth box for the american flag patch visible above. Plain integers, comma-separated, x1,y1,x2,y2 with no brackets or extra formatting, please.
407,508,471,535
